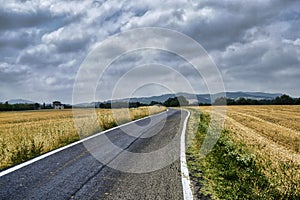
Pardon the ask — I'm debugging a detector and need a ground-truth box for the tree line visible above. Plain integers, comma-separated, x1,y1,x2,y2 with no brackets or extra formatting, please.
96,96,189,108
1,94,299,111
161,94,300,106
0,102,41,111
0,102,72,111
213,94,300,105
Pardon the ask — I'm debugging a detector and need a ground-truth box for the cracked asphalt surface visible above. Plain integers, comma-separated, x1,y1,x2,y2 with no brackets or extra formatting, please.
0,109,188,200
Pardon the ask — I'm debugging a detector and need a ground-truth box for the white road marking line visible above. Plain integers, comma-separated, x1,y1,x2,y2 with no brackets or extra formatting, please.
0,109,168,177
180,110,193,200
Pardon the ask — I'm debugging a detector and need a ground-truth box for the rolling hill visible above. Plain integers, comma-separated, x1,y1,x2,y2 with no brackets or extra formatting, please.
108,92,283,104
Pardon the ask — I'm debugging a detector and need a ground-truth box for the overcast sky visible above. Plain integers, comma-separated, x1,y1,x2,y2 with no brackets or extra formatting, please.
0,0,300,103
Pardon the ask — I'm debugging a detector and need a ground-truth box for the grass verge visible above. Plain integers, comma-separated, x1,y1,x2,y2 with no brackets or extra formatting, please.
186,109,299,199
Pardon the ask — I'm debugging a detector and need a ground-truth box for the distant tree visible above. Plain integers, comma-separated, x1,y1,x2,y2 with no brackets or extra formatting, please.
198,102,212,106
163,96,188,107
177,96,189,106
63,104,72,109
111,102,127,108
163,97,178,107
274,94,295,105
3,101,10,111
259,99,272,105
129,102,141,108
236,97,248,105
213,97,227,105
98,101,147,109
45,103,53,109
149,101,162,106
249,99,260,105
226,98,236,105
34,103,40,110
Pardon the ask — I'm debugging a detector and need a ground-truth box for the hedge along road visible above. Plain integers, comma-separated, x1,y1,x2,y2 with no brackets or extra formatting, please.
0,109,193,200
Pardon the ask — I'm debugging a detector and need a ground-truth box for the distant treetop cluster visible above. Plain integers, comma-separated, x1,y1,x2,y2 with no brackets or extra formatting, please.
213,94,300,106
0,101,71,111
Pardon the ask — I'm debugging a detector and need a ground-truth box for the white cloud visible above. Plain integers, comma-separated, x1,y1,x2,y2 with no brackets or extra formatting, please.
283,38,300,46
45,76,56,85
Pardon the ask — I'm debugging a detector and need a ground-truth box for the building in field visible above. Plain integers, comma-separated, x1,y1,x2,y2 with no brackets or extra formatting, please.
53,101,64,109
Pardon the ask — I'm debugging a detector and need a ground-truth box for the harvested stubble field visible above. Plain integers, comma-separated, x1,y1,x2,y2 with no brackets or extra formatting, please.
200,105,300,161
188,105,300,199
0,106,165,170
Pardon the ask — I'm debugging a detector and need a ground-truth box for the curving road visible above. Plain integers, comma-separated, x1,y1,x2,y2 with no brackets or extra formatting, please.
0,109,190,200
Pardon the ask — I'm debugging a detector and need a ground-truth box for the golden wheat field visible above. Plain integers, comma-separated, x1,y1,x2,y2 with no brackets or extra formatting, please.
0,106,165,170
195,105,300,195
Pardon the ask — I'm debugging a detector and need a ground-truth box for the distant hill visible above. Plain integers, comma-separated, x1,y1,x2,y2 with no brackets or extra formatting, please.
6,99,35,104
5,92,283,106
71,92,285,107
106,92,283,104
113,94,177,104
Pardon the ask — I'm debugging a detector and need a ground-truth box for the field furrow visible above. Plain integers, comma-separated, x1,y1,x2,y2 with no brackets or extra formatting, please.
226,112,300,152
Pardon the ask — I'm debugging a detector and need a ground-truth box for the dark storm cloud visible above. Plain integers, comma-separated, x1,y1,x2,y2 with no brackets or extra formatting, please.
0,8,51,30
0,1,83,31
0,30,35,49
0,0,300,103
175,0,296,51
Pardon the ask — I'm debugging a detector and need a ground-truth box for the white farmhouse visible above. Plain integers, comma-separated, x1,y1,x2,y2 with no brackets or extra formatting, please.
53,101,64,109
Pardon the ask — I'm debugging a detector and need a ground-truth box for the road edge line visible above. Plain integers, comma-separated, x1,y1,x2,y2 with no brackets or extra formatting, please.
0,108,168,177
180,110,193,200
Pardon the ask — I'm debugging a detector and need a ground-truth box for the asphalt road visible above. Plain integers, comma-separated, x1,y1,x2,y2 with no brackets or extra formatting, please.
0,109,189,200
